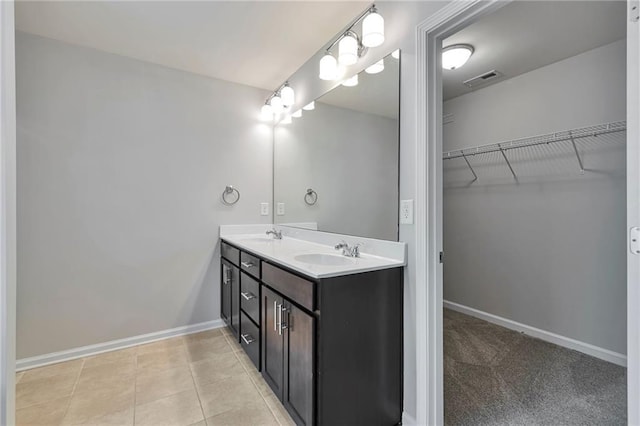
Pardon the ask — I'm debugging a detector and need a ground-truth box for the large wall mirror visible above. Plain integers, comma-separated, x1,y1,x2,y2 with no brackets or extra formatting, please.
273,52,400,241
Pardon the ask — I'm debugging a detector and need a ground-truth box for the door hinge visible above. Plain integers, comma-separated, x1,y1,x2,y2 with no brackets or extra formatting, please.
631,227,640,255
439,251,444,263
631,1,639,22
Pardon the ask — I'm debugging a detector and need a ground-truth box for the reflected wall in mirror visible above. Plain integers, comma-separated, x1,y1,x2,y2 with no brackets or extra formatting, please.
274,52,400,241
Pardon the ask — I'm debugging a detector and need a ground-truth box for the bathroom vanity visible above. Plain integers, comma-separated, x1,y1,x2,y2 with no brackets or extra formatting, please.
219,228,405,426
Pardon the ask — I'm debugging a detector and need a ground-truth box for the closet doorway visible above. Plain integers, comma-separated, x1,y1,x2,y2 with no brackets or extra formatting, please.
433,1,631,424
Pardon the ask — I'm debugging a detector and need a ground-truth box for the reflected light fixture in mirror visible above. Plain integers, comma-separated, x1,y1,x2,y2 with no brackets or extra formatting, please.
260,103,273,121
392,49,400,59
281,84,295,107
303,101,315,111
270,95,283,114
442,44,474,70
362,7,384,47
281,115,292,124
365,58,384,74
292,109,302,118
342,74,358,87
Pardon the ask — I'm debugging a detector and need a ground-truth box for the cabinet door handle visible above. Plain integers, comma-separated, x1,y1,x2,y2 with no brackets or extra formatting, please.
223,268,231,284
277,303,282,335
281,306,288,333
241,261,255,268
241,333,255,344
273,300,278,332
241,292,256,301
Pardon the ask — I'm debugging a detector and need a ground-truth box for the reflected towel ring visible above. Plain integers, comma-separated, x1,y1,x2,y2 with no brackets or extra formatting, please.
222,185,240,205
304,188,318,205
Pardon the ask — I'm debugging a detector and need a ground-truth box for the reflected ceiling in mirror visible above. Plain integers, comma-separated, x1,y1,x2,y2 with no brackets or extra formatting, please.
274,52,400,241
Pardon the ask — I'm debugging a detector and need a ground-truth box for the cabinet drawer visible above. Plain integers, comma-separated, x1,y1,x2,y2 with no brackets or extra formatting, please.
241,272,260,325
262,262,314,311
240,312,260,370
221,241,240,266
240,252,261,279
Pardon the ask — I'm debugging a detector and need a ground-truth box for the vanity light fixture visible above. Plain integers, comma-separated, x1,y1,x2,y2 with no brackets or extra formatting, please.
392,49,400,59
281,84,295,107
270,94,283,114
260,103,273,121
365,58,384,74
318,4,385,81
442,44,474,70
303,101,315,111
292,109,302,118
261,81,296,119
342,74,358,87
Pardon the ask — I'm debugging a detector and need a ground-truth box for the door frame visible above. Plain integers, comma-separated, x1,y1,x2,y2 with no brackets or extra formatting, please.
415,0,639,425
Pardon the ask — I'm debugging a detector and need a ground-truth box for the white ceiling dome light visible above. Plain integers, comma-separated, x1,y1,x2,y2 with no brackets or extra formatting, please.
442,44,474,70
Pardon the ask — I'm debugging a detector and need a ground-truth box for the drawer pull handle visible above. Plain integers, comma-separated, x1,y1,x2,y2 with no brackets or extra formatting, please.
241,292,256,301
241,261,255,268
241,334,255,344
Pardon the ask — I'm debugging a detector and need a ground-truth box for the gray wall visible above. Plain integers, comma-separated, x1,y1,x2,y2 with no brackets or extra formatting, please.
274,102,399,241
443,40,627,354
16,32,272,359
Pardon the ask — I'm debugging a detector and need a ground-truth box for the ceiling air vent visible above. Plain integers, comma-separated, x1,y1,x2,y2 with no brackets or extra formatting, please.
463,70,503,88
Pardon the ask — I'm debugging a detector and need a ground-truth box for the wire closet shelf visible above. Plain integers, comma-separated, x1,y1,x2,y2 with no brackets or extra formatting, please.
442,121,626,180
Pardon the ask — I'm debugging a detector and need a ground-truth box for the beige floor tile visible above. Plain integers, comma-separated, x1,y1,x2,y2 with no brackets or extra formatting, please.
190,352,246,388
136,337,185,355
83,347,137,369
134,388,203,426
197,375,264,419
84,407,134,426
16,372,78,409
15,396,70,426
205,399,278,426
74,360,136,395
135,364,196,405
185,336,233,362
263,394,295,426
189,421,207,426
62,384,134,425
220,327,232,336
137,345,189,372
222,335,242,353
183,329,223,345
20,359,84,384
16,371,25,384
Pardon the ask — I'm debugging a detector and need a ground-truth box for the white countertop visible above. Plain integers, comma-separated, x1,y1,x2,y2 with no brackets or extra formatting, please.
220,230,406,279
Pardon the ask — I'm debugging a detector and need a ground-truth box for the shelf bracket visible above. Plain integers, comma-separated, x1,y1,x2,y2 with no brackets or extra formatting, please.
461,154,478,181
569,132,585,174
499,145,518,181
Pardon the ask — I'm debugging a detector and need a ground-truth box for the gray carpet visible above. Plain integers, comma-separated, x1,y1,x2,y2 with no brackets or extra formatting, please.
444,308,626,425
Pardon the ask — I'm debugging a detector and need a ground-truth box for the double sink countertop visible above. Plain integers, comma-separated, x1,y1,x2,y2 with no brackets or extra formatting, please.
220,225,407,279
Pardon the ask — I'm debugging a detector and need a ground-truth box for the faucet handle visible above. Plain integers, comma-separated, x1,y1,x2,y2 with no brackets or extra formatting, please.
351,243,361,257
334,240,348,250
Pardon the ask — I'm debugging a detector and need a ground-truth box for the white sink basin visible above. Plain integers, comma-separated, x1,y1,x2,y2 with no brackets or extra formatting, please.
240,237,277,243
294,253,355,266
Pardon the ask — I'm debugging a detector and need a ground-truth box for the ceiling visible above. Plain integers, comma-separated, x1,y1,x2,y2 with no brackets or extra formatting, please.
15,1,369,91
443,1,626,100
319,52,400,119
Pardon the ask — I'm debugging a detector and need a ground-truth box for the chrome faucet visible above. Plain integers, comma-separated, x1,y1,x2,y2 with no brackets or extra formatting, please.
334,240,361,257
266,228,282,240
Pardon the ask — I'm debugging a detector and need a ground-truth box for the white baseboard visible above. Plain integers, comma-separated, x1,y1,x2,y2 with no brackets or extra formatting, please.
402,412,417,425
443,300,627,367
16,319,226,371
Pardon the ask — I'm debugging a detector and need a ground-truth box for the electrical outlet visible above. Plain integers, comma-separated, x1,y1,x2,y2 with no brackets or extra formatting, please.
277,203,285,216
400,199,414,224
260,202,269,216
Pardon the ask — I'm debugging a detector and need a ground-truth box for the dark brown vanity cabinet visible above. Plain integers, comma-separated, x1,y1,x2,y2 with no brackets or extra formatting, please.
262,286,314,426
220,258,239,338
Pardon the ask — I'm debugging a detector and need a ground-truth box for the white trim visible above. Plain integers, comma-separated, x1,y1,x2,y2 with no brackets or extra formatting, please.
16,319,225,371
402,412,417,426
444,300,627,367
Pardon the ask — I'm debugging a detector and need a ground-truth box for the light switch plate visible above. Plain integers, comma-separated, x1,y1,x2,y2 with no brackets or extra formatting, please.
400,199,414,224
277,203,285,216
260,202,269,216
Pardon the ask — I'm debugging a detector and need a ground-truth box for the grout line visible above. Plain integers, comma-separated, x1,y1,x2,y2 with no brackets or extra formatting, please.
59,358,86,424
187,351,208,425
133,345,139,426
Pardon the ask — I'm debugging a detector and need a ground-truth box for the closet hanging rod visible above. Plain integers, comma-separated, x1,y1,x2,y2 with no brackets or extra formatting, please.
442,121,626,160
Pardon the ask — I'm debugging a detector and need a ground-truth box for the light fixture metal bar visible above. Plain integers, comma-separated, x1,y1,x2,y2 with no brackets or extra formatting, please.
324,4,376,52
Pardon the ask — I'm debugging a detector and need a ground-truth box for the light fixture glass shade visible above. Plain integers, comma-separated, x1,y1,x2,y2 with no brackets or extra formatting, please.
281,85,295,107
362,11,384,47
365,59,384,74
342,74,358,87
270,95,283,114
319,53,338,80
338,34,358,66
281,115,292,124
303,101,315,111
260,104,273,120
442,44,473,70
392,49,400,59
292,109,302,118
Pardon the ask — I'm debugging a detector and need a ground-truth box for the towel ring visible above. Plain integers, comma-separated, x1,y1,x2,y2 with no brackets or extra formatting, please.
304,188,318,205
222,185,240,205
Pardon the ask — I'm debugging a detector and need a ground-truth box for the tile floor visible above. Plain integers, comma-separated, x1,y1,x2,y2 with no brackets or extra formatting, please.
16,327,295,426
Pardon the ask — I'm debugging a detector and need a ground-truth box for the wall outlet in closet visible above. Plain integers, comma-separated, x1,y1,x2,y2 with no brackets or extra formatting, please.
260,203,269,216
277,203,285,216
400,199,414,225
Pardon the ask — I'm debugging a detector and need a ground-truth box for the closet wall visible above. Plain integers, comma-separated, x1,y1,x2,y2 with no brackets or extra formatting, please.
443,39,626,355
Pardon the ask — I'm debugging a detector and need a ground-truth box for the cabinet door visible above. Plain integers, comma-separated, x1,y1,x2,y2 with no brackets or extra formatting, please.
221,260,232,325
261,286,284,399
230,264,240,338
284,303,314,426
